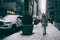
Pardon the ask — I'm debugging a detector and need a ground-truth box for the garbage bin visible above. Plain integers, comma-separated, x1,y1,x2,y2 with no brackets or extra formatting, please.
22,24,33,35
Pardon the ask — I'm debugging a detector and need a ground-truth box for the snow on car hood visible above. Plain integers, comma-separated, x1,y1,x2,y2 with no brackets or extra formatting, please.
0,19,15,23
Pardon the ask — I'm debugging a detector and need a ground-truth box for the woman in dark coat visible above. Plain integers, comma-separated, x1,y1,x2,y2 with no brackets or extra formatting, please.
41,13,48,35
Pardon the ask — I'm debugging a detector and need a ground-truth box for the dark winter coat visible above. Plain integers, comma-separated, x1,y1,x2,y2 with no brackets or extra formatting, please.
41,15,48,26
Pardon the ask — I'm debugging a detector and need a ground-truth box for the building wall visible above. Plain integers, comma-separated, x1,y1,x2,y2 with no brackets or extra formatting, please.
33,1,37,18
0,7,7,16
2,2,16,11
55,0,60,22
0,0,24,15
47,0,56,21
29,2,32,14
48,0,60,22
47,0,60,23
33,0,41,19
16,0,24,15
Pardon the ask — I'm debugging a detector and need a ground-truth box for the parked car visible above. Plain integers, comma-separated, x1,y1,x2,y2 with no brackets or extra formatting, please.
0,15,23,34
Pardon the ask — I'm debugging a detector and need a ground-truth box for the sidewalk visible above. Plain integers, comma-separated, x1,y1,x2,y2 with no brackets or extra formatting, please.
3,23,60,40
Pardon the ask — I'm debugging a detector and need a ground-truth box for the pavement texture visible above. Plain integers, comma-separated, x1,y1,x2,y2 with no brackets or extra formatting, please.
2,22,60,40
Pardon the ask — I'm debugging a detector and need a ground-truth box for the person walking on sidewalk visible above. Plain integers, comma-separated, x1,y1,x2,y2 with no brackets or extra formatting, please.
41,13,48,35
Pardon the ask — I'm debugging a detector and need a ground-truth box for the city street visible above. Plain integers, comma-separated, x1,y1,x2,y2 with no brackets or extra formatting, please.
0,0,60,40
2,22,60,40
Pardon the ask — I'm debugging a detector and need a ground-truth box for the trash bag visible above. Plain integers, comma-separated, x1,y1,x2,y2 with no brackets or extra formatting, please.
34,19,40,25
50,20,53,24
49,18,53,24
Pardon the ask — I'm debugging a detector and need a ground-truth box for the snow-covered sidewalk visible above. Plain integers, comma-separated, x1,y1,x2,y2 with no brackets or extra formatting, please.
3,23,60,40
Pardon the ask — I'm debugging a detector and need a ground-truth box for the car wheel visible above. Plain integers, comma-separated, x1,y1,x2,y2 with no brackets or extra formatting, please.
11,24,16,33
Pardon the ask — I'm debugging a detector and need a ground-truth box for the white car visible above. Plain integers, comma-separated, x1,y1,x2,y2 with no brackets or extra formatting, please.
0,15,23,32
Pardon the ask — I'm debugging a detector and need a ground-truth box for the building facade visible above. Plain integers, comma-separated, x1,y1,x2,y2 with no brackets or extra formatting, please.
0,0,40,17
33,0,40,19
47,0,60,27
46,0,56,21
0,0,25,16
0,0,17,16
55,0,60,23
16,0,24,15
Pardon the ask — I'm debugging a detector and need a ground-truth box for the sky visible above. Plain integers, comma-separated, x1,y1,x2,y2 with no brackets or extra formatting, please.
39,0,47,14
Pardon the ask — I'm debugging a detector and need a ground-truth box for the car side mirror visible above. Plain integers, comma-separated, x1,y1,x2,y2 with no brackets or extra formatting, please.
17,17,22,20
